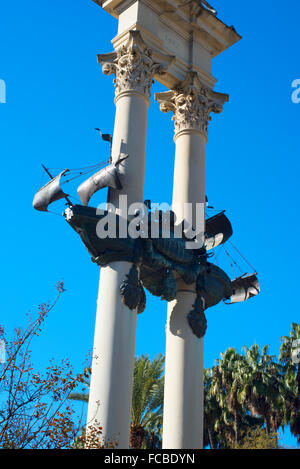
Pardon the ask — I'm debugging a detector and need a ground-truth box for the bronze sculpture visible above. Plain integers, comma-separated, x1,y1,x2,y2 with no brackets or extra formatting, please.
64,204,233,338
33,155,260,340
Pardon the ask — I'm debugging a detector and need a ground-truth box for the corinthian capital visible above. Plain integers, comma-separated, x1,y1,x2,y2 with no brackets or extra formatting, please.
97,31,174,99
155,72,228,136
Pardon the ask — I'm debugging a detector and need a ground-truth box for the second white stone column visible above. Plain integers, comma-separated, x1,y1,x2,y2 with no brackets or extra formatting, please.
156,72,228,449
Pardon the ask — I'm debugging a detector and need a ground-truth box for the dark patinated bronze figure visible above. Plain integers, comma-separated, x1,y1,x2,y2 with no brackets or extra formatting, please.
65,204,233,338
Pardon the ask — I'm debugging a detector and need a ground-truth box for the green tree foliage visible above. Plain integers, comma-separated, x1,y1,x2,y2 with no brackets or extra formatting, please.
0,283,88,449
130,354,164,449
204,327,300,449
70,325,300,450
69,354,164,449
279,323,300,444
205,349,263,448
235,427,278,449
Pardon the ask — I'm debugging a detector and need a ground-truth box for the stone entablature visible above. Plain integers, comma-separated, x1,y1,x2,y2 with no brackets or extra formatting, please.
93,0,241,89
98,30,174,98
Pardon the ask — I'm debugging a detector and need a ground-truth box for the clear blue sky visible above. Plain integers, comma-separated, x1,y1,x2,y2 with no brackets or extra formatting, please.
0,0,299,447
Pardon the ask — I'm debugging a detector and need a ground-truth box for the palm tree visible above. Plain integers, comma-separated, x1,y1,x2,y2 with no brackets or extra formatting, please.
204,368,235,448
280,323,300,393
130,354,164,449
203,369,218,449
69,354,164,449
280,323,300,444
211,347,247,447
210,346,273,448
236,343,287,449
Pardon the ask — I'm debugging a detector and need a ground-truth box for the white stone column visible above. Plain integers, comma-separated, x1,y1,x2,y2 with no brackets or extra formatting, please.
87,31,173,448
155,72,228,449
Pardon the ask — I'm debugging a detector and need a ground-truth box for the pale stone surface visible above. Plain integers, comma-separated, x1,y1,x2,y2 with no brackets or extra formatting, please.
156,70,227,449
163,285,204,449
87,30,173,448
98,30,174,100
93,0,241,88
155,71,228,137
87,262,137,447
162,130,206,448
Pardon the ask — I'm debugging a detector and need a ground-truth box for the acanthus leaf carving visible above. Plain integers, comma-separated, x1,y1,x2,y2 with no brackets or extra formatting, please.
98,31,174,98
155,71,228,136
